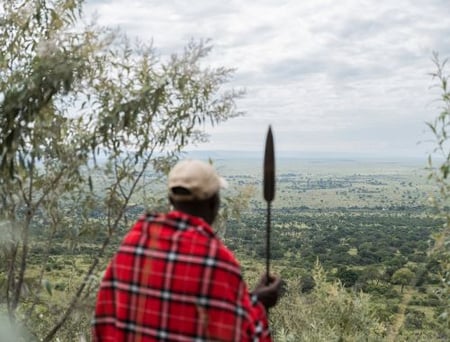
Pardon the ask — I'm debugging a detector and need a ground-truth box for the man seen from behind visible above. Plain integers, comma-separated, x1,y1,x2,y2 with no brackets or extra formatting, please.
93,159,282,341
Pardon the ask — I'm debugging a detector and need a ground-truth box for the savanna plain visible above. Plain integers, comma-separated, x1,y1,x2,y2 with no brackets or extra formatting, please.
21,156,448,341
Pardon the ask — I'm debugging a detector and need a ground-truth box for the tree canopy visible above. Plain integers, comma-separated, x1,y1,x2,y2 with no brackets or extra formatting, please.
0,0,243,340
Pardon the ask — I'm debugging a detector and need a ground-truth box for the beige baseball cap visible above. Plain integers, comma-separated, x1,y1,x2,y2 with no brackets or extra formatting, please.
168,159,228,201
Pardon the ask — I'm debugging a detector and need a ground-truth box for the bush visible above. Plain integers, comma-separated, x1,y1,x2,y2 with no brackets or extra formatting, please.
417,286,427,294
362,283,395,296
54,283,66,291
427,293,442,307
370,302,396,324
299,275,315,294
404,309,425,329
271,262,387,341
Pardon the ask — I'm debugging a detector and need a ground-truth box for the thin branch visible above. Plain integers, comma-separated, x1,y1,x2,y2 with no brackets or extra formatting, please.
25,211,59,321
10,155,35,311
32,166,67,213
6,240,18,319
43,149,156,341
11,161,69,311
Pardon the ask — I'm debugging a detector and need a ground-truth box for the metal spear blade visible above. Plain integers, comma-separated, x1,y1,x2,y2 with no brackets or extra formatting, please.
263,126,275,202
263,126,275,282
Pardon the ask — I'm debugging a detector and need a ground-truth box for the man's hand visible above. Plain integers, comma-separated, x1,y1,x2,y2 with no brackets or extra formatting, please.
252,274,282,310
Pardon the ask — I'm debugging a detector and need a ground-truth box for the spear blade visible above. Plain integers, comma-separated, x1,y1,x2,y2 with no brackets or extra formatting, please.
263,126,275,282
264,126,275,202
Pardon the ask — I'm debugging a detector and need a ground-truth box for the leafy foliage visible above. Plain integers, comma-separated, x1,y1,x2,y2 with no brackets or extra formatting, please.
271,261,386,341
1,2,448,341
426,52,450,339
391,268,415,293
0,1,243,340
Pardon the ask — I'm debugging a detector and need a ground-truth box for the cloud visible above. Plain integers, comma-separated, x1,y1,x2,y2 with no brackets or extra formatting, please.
84,0,450,158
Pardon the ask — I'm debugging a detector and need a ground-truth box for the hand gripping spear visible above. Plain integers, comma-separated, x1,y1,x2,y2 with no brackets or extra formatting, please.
263,126,275,284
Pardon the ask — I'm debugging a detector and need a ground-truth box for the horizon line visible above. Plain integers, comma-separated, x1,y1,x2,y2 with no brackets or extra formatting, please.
182,150,435,164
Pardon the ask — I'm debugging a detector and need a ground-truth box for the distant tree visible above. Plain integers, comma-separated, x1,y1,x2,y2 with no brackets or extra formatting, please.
385,255,407,269
414,265,429,287
360,265,382,286
391,268,415,293
335,267,360,288
0,1,243,340
383,266,397,283
299,274,315,293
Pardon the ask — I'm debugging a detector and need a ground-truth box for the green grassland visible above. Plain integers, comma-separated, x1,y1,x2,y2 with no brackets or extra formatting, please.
217,157,432,209
19,156,448,341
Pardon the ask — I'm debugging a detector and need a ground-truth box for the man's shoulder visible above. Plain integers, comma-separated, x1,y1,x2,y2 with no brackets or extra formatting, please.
215,241,240,266
124,211,215,245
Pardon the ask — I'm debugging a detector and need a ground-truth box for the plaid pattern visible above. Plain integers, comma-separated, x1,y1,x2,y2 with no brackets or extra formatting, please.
93,210,271,341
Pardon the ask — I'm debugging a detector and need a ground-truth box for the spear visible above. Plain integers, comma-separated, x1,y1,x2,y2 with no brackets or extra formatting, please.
263,126,275,284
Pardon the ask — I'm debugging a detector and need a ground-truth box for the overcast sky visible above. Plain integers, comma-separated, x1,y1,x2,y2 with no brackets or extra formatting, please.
85,0,450,159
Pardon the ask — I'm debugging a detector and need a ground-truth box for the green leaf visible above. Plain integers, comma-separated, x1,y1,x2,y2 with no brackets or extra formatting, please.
440,164,449,179
426,121,437,135
43,279,53,296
